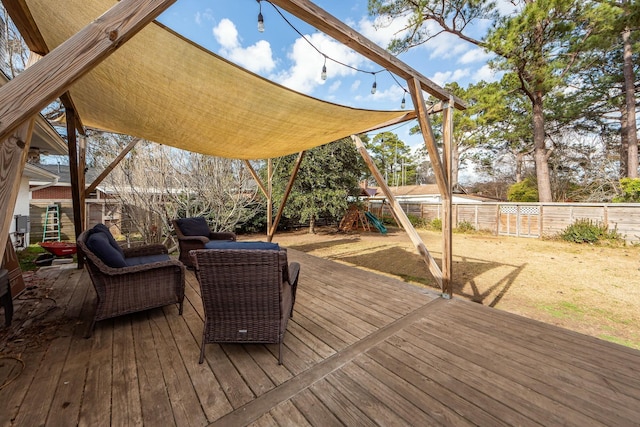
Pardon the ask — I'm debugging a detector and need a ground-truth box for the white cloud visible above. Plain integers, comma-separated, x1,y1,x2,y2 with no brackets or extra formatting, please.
472,64,500,83
458,48,492,65
274,33,364,94
431,69,470,86
357,15,411,48
427,32,469,60
195,9,214,26
329,81,342,93
212,19,275,74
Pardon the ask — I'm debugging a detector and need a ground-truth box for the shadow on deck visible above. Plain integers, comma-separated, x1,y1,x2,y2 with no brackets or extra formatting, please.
1,250,639,426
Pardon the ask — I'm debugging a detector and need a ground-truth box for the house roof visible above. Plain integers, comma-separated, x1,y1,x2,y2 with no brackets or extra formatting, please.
19,0,418,160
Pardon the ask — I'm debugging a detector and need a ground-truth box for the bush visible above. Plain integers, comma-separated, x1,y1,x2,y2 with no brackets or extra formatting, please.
560,219,623,244
429,218,442,231
407,214,428,229
613,178,640,202
507,178,538,202
455,220,475,233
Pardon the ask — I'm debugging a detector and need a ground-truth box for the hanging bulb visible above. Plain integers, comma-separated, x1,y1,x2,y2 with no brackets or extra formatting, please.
401,93,406,109
371,80,377,94
257,12,264,32
257,0,264,32
321,58,327,80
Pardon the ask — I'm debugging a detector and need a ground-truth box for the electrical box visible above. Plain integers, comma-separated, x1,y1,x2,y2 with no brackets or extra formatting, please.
14,215,30,233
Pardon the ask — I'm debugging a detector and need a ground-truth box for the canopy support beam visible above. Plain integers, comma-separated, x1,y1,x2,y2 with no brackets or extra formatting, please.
352,135,443,290
243,160,268,198
66,107,84,268
267,151,305,242
85,138,140,197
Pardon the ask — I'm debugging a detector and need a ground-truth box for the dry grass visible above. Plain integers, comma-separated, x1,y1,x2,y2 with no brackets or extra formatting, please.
262,226,640,350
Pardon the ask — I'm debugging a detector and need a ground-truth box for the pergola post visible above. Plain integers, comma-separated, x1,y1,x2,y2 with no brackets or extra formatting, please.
267,151,305,242
352,135,443,290
441,98,455,298
267,159,273,238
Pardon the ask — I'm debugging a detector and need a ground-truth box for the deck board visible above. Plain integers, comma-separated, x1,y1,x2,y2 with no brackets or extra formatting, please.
1,249,639,426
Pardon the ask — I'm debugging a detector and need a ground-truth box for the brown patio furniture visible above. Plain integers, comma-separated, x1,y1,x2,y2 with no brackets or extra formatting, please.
77,224,185,337
190,243,300,365
172,217,236,268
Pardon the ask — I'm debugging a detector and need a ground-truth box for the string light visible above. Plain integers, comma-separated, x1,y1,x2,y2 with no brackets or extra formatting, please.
260,0,410,107
401,91,406,109
257,0,265,32
321,56,327,80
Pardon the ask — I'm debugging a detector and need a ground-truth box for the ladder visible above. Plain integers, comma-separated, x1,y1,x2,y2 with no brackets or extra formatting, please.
42,204,61,242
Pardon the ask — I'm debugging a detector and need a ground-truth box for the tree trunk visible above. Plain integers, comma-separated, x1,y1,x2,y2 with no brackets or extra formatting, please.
620,103,629,178
532,92,553,201
622,25,638,178
515,152,524,183
308,216,316,234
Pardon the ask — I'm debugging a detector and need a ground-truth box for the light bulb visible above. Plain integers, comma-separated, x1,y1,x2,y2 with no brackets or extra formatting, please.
321,64,327,80
401,95,406,109
371,81,377,94
258,12,264,32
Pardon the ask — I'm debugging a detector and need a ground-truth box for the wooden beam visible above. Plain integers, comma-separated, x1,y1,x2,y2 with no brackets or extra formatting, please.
356,111,417,134
268,0,465,110
441,98,454,297
352,135,443,290
268,151,305,242
267,159,273,238
2,1,49,55
408,77,448,196
243,160,268,198
78,135,87,230
66,108,83,266
0,120,34,267
85,138,139,197
0,0,177,143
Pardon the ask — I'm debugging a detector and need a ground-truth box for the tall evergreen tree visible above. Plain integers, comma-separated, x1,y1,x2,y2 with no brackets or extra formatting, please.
369,0,605,202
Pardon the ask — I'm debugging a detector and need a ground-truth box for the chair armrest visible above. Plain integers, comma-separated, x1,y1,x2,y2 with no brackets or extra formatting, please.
177,235,210,244
122,244,168,258
208,232,236,241
96,258,185,276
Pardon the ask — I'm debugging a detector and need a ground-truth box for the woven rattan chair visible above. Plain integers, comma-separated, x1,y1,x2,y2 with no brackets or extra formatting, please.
172,218,236,268
77,228,185,337
190,248,300,365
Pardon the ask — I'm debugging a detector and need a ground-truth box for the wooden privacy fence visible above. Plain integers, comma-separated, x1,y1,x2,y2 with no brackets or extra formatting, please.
368,201,640,244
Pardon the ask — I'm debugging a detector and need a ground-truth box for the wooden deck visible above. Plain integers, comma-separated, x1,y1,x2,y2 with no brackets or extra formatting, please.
1,249,640,426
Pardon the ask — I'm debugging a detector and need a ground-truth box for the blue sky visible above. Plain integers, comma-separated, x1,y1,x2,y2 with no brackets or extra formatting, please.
157,1,508,151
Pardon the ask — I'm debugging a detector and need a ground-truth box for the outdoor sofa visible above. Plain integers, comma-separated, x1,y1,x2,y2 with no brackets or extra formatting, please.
77,224,185,336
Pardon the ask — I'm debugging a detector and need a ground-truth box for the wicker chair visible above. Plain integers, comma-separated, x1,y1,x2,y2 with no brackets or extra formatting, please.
190,248,300,365
77,228,185,337
172,217,236,268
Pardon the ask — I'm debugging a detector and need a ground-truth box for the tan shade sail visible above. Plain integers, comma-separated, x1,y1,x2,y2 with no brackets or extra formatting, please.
25,0,412,159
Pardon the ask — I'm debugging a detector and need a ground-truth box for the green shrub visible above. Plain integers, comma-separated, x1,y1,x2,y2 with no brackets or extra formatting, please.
455,220,475,233
429,218,442,231
17,245,47,271
613,178,640,202
560,219,623,244
407,214,428,229
507,178,538,202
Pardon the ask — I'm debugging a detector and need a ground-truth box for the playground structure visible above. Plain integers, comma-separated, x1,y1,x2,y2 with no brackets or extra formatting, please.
339,206,387,234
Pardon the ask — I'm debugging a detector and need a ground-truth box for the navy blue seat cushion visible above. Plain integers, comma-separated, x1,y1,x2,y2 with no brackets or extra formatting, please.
86,229,127,268
90,223,125,257
125,254,171,266
176,217,210,236
204,241,280,251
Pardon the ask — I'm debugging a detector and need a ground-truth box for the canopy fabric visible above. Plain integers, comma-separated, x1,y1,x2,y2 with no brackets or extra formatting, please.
25,0,411,160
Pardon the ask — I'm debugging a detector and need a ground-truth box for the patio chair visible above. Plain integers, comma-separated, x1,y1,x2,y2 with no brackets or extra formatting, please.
172,217,236,268
190,244,300,365
77,224,185,337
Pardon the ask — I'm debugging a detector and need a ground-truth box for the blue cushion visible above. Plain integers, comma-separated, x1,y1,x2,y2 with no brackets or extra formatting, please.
176,217,210,236
90,223,125,257
86,230,127,268
125,254,171,266
204,241,280,251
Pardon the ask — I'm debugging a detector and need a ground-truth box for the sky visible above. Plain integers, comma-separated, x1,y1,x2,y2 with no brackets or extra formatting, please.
156,1,507,152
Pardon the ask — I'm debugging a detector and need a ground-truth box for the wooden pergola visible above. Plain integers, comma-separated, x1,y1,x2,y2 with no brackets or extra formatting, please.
0,0,464,297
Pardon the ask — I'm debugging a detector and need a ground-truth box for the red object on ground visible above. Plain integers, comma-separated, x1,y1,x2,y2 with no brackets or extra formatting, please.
39,241,77,256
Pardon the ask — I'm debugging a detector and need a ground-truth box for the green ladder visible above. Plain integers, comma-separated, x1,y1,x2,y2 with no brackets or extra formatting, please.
42,204,61,242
